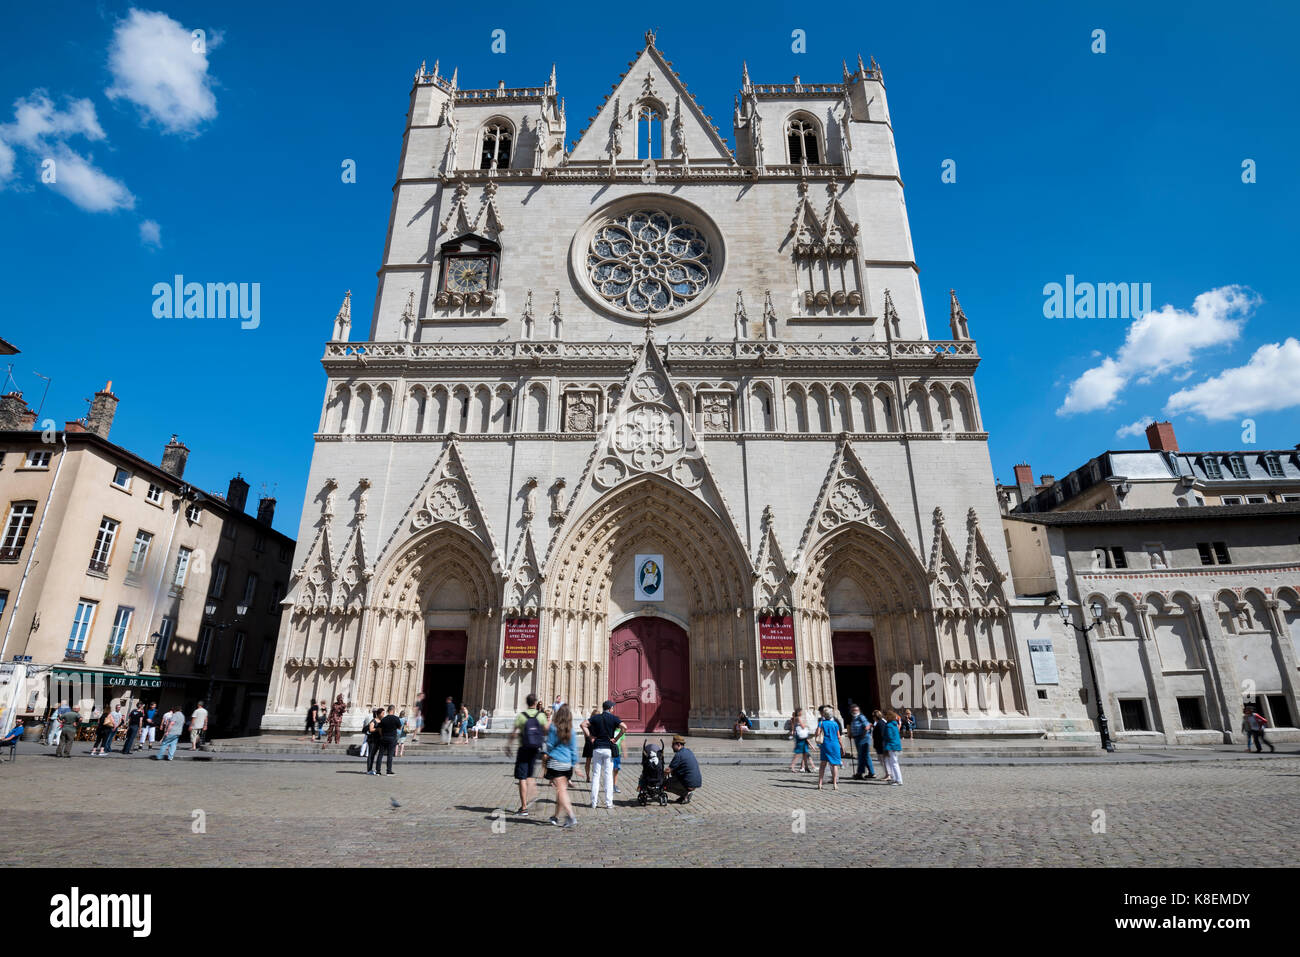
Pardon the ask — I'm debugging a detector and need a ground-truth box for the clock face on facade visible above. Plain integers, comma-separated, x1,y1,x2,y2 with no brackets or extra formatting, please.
444,257,490,293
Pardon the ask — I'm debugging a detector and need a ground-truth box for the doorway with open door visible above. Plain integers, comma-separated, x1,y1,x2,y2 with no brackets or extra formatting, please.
422,630,467,731
831,630,879,720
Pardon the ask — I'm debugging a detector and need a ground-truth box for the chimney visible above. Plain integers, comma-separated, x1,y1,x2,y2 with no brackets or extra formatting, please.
227,474,250,512
1014,462,1035,501
161,435,190,478
85,381,118,439
1146,420,1178,452
0,392,31,430
256,496,277,526
1039,474,1056,486
18,408,36,430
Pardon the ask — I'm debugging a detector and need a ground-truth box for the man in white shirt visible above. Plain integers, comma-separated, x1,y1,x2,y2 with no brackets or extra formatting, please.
189,702,209,750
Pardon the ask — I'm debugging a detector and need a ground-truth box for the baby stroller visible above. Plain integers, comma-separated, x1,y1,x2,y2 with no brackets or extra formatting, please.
637,739,669,806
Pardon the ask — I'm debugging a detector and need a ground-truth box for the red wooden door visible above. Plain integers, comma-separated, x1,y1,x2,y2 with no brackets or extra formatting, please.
608,617,689,732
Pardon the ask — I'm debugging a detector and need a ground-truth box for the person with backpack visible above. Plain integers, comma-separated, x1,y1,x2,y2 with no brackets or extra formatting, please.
1242,704,1276,753
507,694,549,816
581,700,628,810
848,703,875,779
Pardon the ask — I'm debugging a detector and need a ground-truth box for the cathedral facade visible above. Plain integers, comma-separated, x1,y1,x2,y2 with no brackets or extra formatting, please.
261,32,1043,736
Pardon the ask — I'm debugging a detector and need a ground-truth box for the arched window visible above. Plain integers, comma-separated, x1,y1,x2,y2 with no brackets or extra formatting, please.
786,114,821,165
480,121,512,170
638,103,664,159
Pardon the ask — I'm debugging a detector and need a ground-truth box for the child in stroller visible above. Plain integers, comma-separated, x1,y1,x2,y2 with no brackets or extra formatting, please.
637,739,670,806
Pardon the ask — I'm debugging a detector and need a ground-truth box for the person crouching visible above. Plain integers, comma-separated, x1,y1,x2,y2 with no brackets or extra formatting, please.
664,735,702,804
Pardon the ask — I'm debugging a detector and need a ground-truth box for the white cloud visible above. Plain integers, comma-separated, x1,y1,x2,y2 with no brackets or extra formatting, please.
0,92,134,211
1165,338,1300,421
139,219,161,247
0,136,14,184
106,9,218,134
1056,285,1259,416
48,146,135,212
1115,417,1155,438
6,92,104,148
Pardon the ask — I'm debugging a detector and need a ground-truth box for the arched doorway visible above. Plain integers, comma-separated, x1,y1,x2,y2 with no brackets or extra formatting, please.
423,629,467,717
544,477,751,726
609,616,689,732
831,630,879,717
797,525,934,719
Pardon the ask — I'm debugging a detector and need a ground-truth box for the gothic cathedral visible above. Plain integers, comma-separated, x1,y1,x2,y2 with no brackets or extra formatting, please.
262,32,1030,736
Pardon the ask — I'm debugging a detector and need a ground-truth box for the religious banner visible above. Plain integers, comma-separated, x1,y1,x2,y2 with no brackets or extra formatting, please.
503,618,540,659
759,614,795,659
634,554,665,602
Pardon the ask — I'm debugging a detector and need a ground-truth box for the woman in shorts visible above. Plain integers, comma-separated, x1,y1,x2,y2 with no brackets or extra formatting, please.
544,705,580,828
395,710,408,757
789,708,814,773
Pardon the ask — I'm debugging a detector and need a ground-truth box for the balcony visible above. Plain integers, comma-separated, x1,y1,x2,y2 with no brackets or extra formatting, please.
63,649,86,663
87,559,110,577
103,652,124,667
168,585,185,599
0,546,21,562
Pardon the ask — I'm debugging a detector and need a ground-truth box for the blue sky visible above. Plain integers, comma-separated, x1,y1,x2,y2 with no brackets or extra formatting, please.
1,0,1297,537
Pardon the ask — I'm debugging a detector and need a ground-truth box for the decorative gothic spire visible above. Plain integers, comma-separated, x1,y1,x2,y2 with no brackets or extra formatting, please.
949,289,971,340
883,289,900,336
332,290,352,341
644,28,657,48
741,60,751,89
401,290,416,341
548,63,556,91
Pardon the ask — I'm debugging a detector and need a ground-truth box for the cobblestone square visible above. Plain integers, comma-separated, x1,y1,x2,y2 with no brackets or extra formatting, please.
2,751,1296,867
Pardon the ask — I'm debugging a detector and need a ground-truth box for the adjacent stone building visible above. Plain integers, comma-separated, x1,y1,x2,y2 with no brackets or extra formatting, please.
262,33,1042,737
0,385,294,735
1002,424,1300,745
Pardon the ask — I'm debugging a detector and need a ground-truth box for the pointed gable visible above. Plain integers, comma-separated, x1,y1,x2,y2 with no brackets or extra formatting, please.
795,438,921,570
568,32,735,164
927,507,968,608
964,508,1008,609
544,336,745,567
376,439,503,573
754,505,794,613
503,527,543,616
288,522,336,614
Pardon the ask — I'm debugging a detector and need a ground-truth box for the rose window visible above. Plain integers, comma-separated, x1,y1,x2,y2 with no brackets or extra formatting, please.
587,210,713,316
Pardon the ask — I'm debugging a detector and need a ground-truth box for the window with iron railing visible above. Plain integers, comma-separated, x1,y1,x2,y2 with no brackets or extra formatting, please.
66,599,97,658
88,517,119,574
0,501,36,561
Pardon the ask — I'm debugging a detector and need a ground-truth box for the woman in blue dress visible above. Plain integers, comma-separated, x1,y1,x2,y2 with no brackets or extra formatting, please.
814,705,844,790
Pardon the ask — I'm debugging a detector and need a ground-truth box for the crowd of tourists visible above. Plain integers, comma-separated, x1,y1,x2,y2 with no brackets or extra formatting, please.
787,704,912,789
19,699,212,760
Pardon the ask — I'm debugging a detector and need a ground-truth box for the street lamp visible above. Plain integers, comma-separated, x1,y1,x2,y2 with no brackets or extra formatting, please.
1059,600,1115,752
202,602,250,714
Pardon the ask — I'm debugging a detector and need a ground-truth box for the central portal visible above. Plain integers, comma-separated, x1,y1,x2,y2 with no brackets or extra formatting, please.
608,616,689,732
